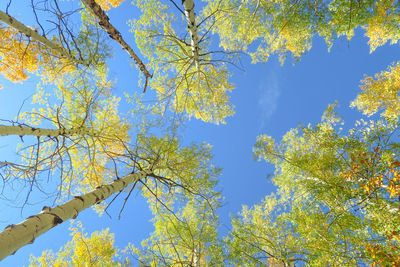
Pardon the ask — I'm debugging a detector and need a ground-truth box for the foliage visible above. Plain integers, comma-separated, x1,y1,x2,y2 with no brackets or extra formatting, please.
130,0,234,124
204,0,400,63
0,23,75,89
94,0,125,11
7,63,130,207
2,0,400,265
232,106,400,265
352,61,400,119
364,0,400,53
133,136,225,266
0,0,113,89
0,24,40,86
29,221,129,267
132,197,224,266
135,134,221,206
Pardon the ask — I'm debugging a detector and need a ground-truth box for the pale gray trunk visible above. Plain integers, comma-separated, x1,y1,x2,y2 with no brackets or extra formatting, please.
193,246,200,267
0,169,150,260
81,0,152,91
0,11,86,66
182,0,200,69
0,124,85,137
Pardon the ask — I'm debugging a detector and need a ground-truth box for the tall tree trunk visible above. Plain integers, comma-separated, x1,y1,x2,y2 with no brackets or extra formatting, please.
0,124,86,137
182,0,200,69
81,0,152,92
0,169,151,261
0,11,87,66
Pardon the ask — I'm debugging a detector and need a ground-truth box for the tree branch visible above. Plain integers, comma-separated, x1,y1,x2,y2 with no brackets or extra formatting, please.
81,0,153,92
0,10,87,66
0,124,84,138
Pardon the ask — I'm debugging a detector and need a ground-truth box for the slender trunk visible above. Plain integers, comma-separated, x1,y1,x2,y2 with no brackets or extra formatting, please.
0,169,150,260
193,247,200,267
182,0,200,69
0,124,85,137
81,0,152,92
0,11,87,66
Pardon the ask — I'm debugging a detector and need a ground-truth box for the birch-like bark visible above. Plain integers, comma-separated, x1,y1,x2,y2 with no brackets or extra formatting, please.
182,0,200,69
0,11,87,66
193,248,200,267
81,0,152,92
0,169,151,260
0,124,85,137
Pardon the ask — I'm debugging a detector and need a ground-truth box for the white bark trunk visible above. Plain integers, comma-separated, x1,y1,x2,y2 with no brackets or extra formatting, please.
0,11,86,66
81,0,152,91
193,248,199,267
0,124,84,137
0,169,151,260
182,0,200,69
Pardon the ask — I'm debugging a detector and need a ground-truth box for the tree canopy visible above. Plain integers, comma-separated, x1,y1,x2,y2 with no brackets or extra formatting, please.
0,0,400,265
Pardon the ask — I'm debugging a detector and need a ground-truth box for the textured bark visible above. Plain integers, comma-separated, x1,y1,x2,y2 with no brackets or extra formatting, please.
0,169,150,260
0,124,85,137
182,0,200,69
81,0,152,92
0,11,87,66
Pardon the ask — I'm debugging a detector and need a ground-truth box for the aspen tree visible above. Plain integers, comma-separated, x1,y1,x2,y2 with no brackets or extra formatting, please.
229,106,400,265
0,11,86,66
131,0,235,124
0,132,221,261
0,169,150,260
0,7,108,87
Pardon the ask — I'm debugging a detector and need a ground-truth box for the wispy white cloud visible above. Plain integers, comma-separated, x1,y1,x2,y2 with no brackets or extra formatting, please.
257,69,281,129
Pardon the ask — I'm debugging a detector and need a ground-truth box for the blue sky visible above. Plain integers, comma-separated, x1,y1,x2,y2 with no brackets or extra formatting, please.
1,0,400,265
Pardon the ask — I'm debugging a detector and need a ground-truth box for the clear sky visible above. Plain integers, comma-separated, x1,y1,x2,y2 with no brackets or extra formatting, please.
1,1,400,266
